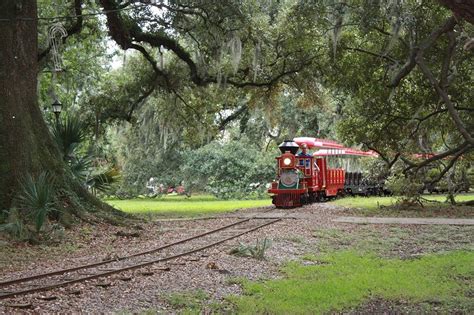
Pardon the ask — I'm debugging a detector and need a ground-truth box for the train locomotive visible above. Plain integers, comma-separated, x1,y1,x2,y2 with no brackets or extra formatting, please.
268,137,380,208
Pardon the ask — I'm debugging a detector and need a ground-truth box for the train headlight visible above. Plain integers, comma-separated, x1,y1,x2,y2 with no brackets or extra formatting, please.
283,158,292,166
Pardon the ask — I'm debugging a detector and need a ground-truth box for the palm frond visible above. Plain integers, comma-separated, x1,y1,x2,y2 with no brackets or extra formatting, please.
87,168,121,193
51,115,86,159
69,155,93,182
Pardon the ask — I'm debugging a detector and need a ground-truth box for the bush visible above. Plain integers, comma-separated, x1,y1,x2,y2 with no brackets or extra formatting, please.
17,172,57,233
182,139,277,199
384,161,424,205
0,208,28,240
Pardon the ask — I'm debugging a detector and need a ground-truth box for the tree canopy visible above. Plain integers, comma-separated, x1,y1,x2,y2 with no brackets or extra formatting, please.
38,0,474,193
0,0,473,233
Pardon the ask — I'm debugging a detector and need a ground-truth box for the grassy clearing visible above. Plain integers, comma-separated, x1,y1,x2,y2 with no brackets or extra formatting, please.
331,193,474,217
104,194,271,218
332,193,474,210
231,251,474,314
313,225,474,257
228,222,473,314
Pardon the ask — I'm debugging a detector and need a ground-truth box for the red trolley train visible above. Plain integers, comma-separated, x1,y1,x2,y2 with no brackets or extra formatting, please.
268,137,379,208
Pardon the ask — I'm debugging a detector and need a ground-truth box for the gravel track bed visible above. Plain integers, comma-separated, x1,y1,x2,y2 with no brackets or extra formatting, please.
0,204,346,313
2,202,469,313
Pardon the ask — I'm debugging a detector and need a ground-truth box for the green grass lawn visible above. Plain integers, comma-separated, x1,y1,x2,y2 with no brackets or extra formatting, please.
330,193,474,217
332,193,474,210
104,194,272,218
231,251,474,314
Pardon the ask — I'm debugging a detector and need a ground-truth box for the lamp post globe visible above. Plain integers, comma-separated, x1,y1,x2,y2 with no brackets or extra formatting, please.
52,99,62,124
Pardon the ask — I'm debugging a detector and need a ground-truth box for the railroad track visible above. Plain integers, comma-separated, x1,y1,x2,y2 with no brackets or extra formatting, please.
0,217,280,300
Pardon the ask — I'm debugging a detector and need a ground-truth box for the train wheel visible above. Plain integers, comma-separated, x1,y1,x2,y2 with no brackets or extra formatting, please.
300,194,305,205
319,193,327,202
301,193,310,205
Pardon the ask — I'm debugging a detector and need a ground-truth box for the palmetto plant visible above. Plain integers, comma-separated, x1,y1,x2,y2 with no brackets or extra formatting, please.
87,167,121,194
68,155,93,182
51,114,86,161
17,172,56,233
51,114,119,193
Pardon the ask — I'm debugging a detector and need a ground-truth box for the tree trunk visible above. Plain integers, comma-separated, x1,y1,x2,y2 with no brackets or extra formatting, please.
0,1,58,209
0,1,117,218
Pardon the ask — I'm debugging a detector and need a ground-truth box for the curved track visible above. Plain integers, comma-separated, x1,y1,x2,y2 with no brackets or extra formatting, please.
0,218,280,300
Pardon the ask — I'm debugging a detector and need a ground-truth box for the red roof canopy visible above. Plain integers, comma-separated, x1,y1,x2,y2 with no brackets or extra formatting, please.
293,136,378,157
313,148,379,157
293,137,345,149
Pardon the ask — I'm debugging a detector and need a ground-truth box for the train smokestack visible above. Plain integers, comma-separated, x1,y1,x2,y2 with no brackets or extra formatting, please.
278,140,299,154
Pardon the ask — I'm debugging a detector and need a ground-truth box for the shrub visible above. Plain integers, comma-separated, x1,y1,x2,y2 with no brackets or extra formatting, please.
229,238,272,260
0,208,28,240
51,114,86,160
16,172,57,233
182,139,277,199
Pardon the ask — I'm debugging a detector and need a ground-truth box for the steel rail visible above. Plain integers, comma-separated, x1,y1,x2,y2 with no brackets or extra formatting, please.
0,218,251,288
0,218,280,300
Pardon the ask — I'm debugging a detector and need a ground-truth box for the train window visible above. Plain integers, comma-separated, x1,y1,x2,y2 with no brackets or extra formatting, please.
299,159,304,166
305,159,310,168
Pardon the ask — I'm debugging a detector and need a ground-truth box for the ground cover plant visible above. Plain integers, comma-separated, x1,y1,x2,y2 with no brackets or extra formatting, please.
229,238,272,260
231,251,473,314
331,193,474,217
104,195,271,218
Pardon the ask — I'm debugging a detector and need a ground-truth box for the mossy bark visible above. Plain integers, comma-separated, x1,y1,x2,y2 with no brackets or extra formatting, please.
0,0,120,219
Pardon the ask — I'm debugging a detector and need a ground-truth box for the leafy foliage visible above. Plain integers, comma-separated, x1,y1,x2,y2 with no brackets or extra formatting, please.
31,0,473,207
328,1,474,169
384,161,425,203
87,167,121,194
182,138,276,199
52,114,119,194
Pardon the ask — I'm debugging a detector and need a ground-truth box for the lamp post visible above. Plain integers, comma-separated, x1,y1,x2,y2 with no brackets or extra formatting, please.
52,99,62,125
